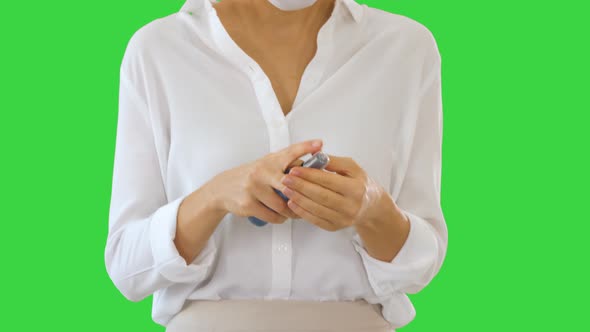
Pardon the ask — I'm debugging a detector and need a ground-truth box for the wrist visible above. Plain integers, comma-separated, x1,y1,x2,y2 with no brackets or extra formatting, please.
203,175,229,217
175,188,225,264
356,190,407,231
353,192,411,262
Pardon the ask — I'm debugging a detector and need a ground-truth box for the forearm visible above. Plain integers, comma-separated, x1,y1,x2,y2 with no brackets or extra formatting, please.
354,192,410,263
175,179,228,264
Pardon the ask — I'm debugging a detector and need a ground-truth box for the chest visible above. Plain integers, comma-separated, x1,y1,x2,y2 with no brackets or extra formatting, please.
218,16,322,117
151,16,423,200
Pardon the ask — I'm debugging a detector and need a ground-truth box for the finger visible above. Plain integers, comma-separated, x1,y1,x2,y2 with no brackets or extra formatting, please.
282,186,345,226
287,158,304,169
287,166,354,196
276,139,324,170
252,184,299,219
287,200,340,232
281,173,347,212
250,200,287,224
323,154,362,178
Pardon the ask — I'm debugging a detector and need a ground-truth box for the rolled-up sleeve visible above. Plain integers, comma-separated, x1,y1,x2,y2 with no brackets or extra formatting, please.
351,31,448,328
104,50,217,302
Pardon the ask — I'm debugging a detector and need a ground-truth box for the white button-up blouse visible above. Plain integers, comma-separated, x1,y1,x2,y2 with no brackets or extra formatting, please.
105,0,448,329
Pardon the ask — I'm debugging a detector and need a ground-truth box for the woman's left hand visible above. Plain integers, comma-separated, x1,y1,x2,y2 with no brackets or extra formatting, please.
280,154,400,231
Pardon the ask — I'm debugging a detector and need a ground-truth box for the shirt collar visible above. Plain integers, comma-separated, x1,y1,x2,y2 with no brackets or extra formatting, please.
180,0,362,23
341,0,363,23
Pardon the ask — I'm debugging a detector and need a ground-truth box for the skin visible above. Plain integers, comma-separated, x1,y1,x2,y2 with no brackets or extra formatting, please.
175,0,410,265
176,139,323,263
280,156,410,263
212,0,336,116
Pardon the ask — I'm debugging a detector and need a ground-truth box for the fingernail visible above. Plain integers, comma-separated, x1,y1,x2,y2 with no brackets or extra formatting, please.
312,139,322,148
282,176,294,185
282,187,294,197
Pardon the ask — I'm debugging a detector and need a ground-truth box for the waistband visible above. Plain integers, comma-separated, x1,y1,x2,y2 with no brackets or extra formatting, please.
166,299,392,332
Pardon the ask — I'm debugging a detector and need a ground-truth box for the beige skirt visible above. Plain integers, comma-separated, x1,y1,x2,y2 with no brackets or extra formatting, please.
166,299,394,332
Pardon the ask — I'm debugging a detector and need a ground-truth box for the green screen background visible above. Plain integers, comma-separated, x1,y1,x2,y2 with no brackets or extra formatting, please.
1,0,588,330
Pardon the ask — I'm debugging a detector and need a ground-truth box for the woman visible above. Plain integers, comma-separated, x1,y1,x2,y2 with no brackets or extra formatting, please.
105,0,448,331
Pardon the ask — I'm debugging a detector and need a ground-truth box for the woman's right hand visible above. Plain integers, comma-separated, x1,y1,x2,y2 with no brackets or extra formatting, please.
208,139,324,224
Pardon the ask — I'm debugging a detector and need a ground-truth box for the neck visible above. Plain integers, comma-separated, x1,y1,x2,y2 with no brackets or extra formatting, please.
215,0,335,26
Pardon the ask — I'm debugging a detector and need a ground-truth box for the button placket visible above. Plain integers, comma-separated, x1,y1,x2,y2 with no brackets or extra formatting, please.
264,71,292,298
210,19,293,298
269,217,293,298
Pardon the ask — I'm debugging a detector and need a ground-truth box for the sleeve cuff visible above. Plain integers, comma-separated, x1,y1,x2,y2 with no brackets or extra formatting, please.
351,209,438,295
149,195,218,283
380,292,416,329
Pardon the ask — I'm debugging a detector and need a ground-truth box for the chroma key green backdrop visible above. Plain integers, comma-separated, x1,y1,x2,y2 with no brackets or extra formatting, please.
1,0,587,331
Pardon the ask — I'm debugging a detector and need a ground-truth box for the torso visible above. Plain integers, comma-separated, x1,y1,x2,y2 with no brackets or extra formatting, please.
213,0,336,117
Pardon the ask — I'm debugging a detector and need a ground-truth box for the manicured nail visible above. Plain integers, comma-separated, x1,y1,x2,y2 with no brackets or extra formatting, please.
282,187,294,197
282,176,294,185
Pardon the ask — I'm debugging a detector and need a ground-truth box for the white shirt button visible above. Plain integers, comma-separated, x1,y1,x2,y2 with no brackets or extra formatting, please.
275,243,289,252
271,118,284,128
